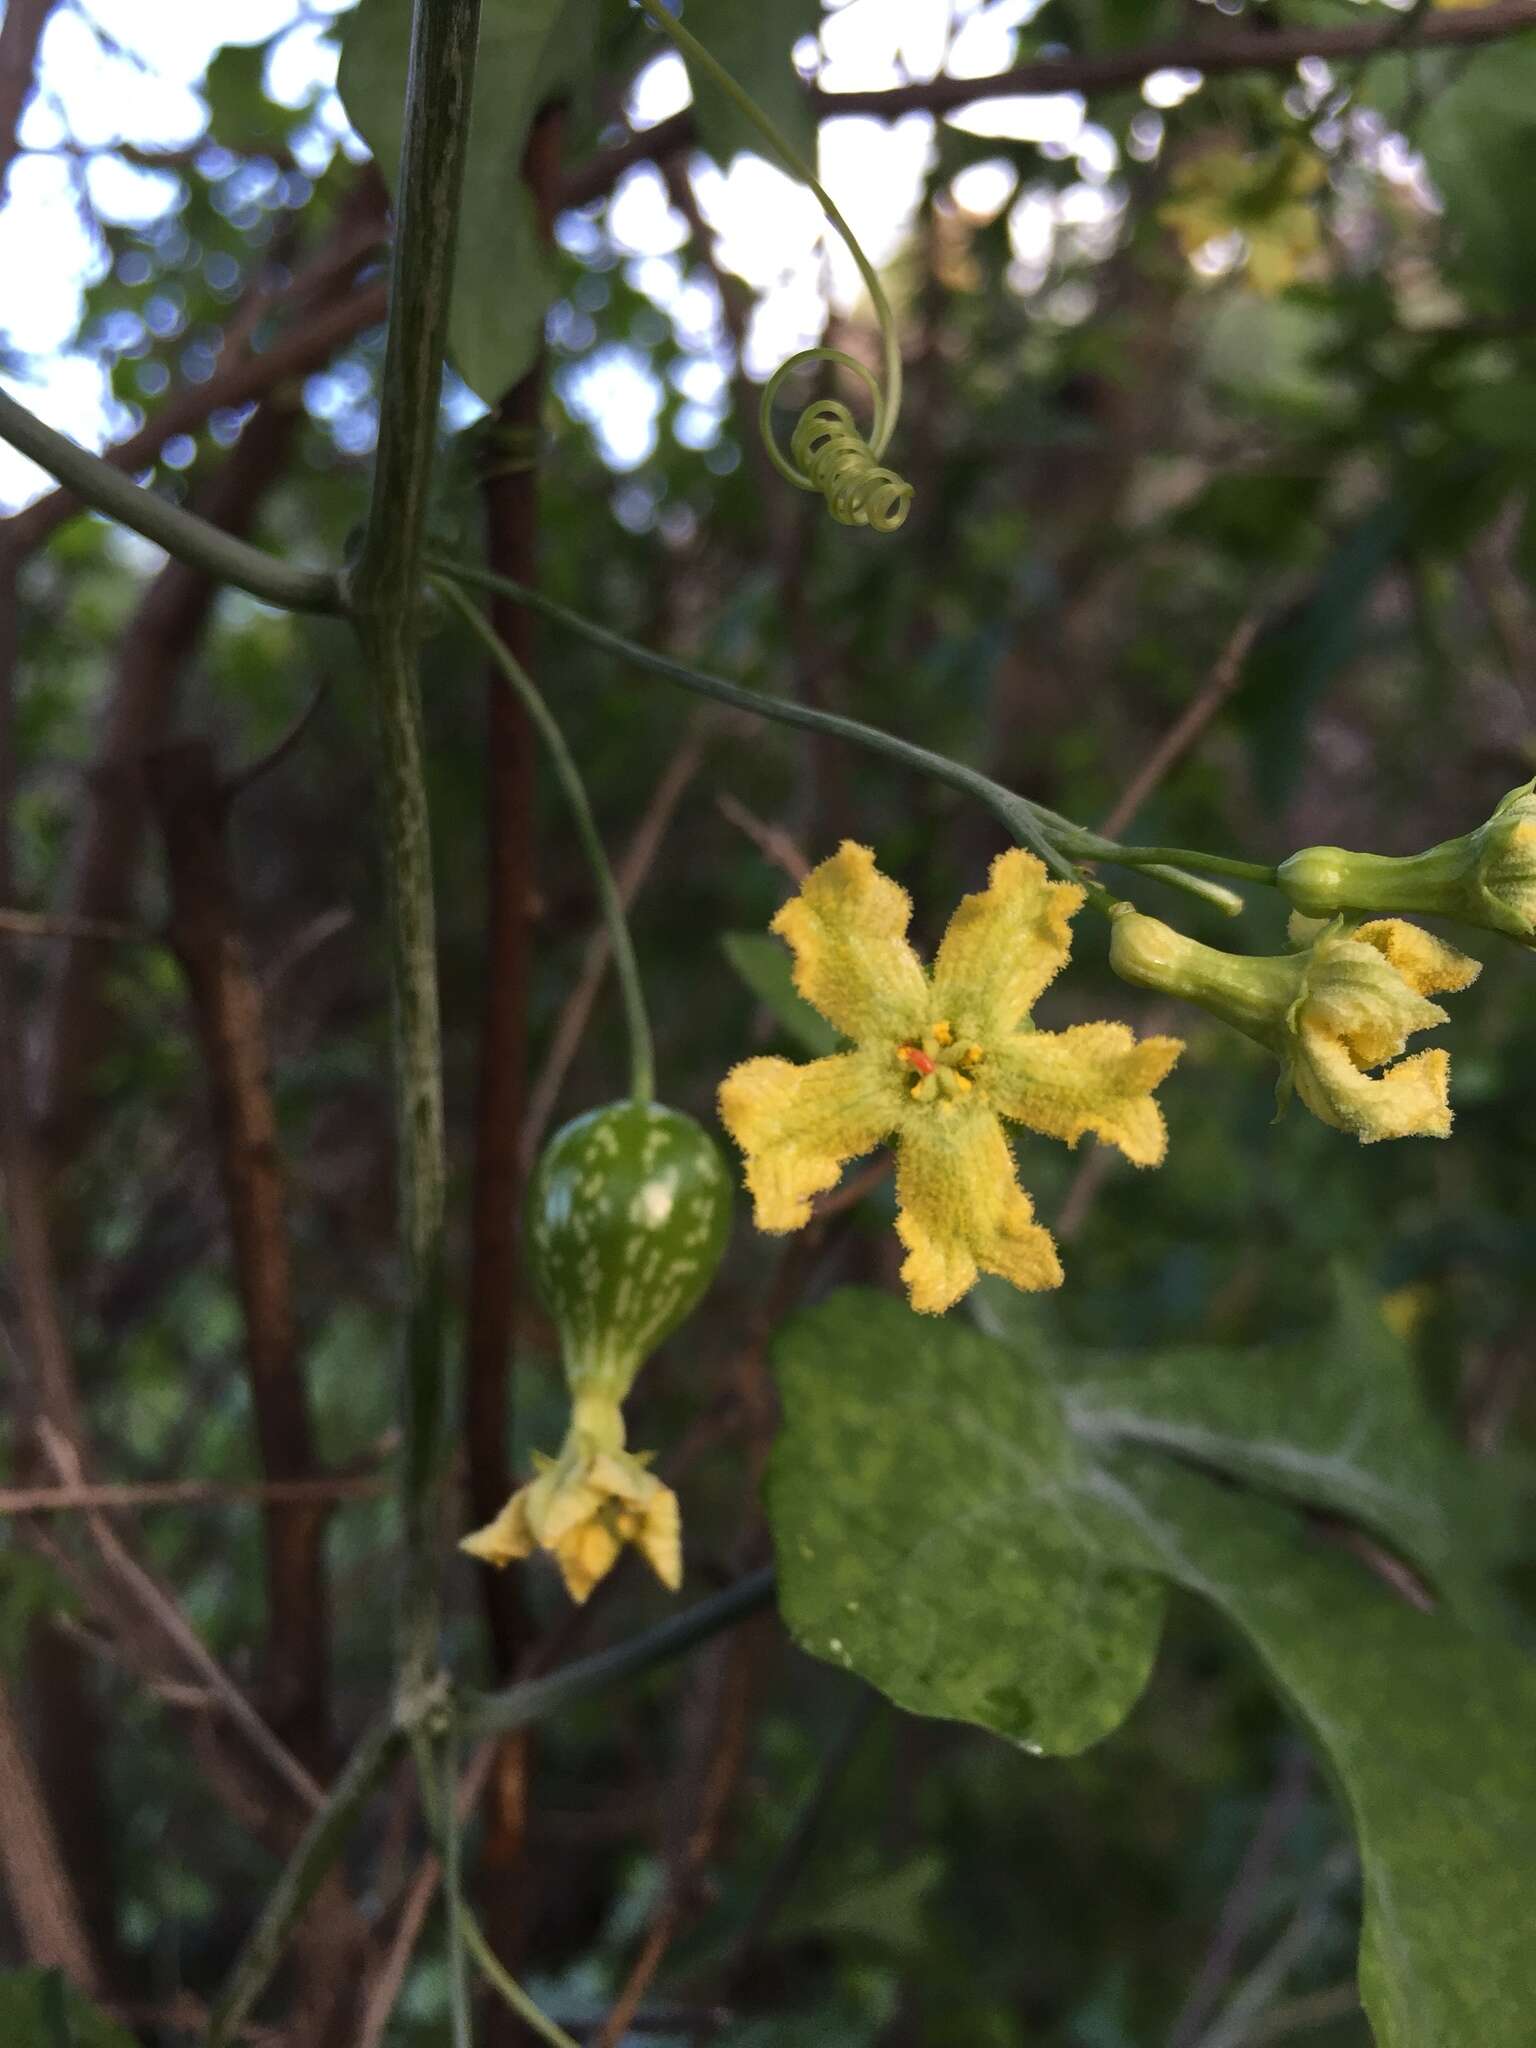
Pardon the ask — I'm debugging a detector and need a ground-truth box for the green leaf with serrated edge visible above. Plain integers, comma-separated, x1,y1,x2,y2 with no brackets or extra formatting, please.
1086,1452,1536,2048
768,1290,1166,1756
337,0,595,404
982,1269,1509,1621
676,0,823,170
721,931,839,1055
0,1970,139,2048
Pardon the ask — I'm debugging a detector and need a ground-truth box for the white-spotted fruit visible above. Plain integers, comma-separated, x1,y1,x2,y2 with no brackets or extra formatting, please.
527,1101,732,1398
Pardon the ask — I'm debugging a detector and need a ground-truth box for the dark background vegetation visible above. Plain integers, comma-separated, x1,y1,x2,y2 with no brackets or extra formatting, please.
3,1,1536,2044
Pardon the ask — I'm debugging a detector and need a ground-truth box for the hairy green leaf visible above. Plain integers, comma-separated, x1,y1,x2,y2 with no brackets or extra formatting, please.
1042,1271,1505,1615
769,1290,1166,1756
1091,1452,1536,2048
337,0,594,404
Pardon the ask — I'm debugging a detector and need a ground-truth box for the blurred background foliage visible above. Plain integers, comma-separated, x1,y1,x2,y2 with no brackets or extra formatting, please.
4,1,1536,2044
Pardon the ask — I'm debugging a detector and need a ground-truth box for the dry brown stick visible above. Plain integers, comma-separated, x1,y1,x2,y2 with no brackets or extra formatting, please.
145,737,331,1772
35,1418,328,1813
714,792,810,885
1098,612,1262,840
0,0,52,197
519,713,714,1172
593,1617,768,2048
39,397,301,1174
0,1473,387,1513
464,106,567,1699
0,1669,101,1991
0,1474,385,1523
0,906,154,943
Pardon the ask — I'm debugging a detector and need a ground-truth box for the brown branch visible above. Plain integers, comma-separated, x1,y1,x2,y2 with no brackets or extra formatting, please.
519,712,714,1172
713,793,809,886
1097,612,1262,840
39,396,301,1175
567,0,1536,202
0,0,52,198
0,905,155,943
0,1473,387,1513
0,1670,101,1991
145,737,330,1772
593,1617,769,2048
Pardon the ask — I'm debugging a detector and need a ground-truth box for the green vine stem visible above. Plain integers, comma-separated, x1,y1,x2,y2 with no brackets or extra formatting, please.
435,577,656,1108
0,385,340,614
634,0,912,525
347,0,481,1701
465,1564,777,1736
410,1707,580,2048
423,557,1266,913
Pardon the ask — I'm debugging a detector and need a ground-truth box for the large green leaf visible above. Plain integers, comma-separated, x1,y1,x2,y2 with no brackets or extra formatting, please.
769,1287,1536,2043
1091,1452,1536,2048
337,0,594,404
676,0,823,171
769,1290,1167,1757
1047,1272,1503,1614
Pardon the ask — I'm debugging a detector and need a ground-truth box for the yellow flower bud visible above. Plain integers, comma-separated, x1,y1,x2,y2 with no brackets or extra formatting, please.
1109,907,1480,1144
1278,781,1536,944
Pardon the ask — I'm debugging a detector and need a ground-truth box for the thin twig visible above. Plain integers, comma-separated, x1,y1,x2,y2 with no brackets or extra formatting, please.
0,906,155,944
520,714,714,1170
0,1473,387,1514
1169,1742,1313,2048
571,0,1536,204
1190,1846,1357,2048
714,792,810,884
1098,613,1262,840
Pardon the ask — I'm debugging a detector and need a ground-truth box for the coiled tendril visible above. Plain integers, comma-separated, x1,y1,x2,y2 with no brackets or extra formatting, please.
763,349,914,533
636,0,913,535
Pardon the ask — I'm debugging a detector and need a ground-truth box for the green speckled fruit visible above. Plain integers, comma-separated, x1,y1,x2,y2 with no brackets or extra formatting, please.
527,1101,732,1396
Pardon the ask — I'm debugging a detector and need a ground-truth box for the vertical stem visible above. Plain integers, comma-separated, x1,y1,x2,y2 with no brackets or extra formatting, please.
465,104,564,1682
347,0,482,1697
145,737,330,1772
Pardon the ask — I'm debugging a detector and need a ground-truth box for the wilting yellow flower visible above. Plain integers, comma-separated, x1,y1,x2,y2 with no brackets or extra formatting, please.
1160,141,1325,294
1110,908,1481,1143
461,1394,680,1604
1280,780,1536,944
718,843,1181,1314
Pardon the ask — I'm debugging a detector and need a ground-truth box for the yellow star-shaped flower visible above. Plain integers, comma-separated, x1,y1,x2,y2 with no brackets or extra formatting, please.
718,843,1182,1314
460,1397,680,1604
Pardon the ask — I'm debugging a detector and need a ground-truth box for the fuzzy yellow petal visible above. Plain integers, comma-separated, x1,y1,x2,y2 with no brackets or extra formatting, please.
989,1022,1182,1166
770,841,929,1043
719,1047,897,1232
894,1107,1062,1314
1292,1029,1453,1143
929,848,1083,1037
459,1489,535,1568
1352,919,1482,998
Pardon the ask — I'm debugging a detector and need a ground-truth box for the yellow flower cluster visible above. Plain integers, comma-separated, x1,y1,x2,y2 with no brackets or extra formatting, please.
718,843,1182,1313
